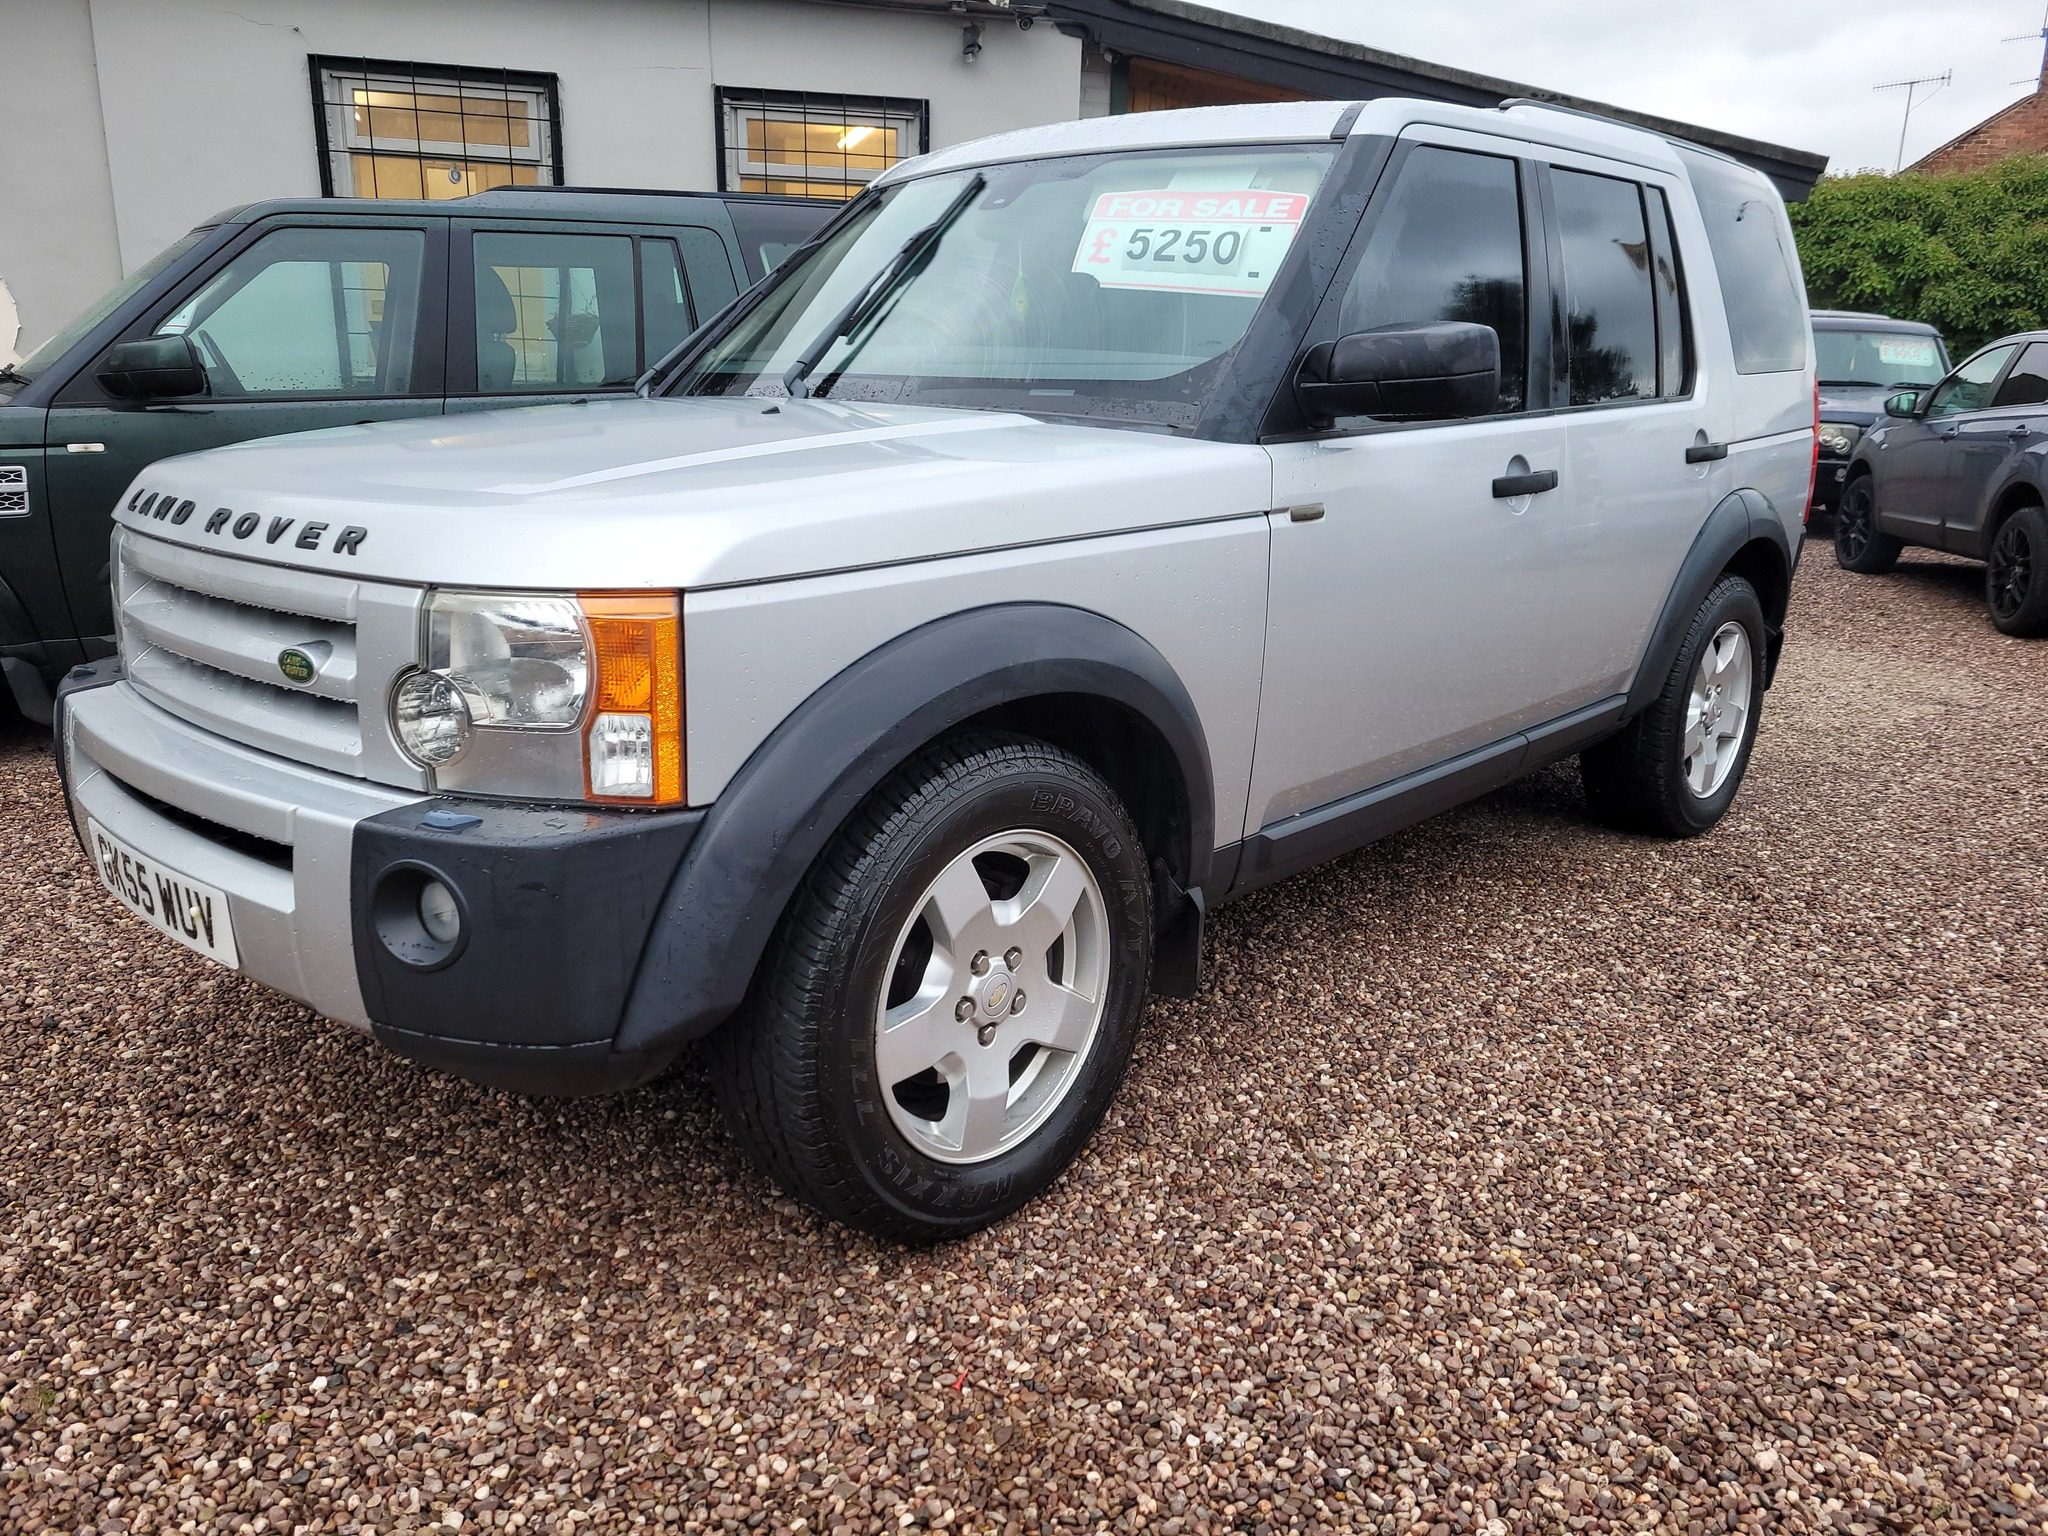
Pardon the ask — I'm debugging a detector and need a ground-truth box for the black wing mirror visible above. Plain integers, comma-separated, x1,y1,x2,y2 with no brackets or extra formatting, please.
1297,321,1500,427
96,335,207,402
1883,389,1923,419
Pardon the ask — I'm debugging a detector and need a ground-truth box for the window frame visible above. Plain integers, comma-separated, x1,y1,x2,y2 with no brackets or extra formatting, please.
714,87,929,201
310,55,565,200
1534,161,1694,414
58,213,449,407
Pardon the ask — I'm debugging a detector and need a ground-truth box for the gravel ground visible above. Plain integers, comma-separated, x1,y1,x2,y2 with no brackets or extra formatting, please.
4,548,2046,1534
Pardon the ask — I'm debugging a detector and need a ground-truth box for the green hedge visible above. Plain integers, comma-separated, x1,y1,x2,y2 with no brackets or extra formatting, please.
1788,157,2048,354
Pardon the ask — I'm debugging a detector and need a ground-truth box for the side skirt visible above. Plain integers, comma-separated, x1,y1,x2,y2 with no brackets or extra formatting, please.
1222,696,1625,902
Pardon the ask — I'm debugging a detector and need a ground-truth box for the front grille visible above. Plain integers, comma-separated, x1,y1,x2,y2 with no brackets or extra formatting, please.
114,529,425,786
0,465,26,516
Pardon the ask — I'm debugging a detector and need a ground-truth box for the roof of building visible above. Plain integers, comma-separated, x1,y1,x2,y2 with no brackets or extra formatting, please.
1029,0,1825,197
1906,85,2043,174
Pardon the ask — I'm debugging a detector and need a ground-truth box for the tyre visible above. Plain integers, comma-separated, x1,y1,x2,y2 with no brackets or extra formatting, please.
709,733,1153,1241
1580,574,1767,838
1833,474,1901,573
1987,504,2048,637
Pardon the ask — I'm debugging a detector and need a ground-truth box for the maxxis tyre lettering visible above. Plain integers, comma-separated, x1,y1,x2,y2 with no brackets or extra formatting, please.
707,732,1152,1242
1986,504,2048,638
1579,574,1767,839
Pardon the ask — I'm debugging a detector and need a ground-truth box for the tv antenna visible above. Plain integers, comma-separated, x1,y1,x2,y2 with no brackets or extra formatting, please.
2003,3,2048,86
1875,69,1953,171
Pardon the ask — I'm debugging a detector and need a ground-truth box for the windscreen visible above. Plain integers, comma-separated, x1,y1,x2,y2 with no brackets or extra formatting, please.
668,145,1337,425
1814,328,1948,389
10,229,209,388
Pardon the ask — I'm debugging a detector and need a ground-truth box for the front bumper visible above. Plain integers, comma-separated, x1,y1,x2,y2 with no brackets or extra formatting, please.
57,667,704,1095
1808,455,1852,519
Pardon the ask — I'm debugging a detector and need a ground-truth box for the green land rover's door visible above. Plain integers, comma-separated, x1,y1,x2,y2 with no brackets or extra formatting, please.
44,215,449,649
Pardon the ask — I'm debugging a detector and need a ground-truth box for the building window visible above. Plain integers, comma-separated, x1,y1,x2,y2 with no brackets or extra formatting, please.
717,89,927,201
313,56,563,199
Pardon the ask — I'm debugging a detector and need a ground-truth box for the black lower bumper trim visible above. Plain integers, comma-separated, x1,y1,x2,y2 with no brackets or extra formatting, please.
372,1024,678,1098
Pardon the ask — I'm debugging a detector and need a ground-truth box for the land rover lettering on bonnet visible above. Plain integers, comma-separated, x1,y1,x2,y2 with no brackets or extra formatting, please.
55,100,1814,1241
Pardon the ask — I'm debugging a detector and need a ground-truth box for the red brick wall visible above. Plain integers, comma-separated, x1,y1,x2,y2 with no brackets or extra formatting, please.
1914,91,2048,174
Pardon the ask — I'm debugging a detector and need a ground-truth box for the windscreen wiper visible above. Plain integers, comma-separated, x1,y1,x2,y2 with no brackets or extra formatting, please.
0,364,29,386
781,173,985,400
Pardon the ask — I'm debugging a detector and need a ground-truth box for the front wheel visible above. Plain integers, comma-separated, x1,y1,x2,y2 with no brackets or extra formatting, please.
1580,575,1767,838
1987,505,2048,637
709,734,1153,1241
1834,475,1901,574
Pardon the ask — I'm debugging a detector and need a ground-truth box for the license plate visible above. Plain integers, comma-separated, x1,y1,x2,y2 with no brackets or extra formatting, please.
85,817,240,968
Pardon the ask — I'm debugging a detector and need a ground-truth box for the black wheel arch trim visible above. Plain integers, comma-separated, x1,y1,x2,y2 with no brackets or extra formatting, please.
614,602,1217,1055
1625,489,1792,720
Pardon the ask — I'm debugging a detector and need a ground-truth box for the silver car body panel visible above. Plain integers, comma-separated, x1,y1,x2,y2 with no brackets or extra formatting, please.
61,681,424,1029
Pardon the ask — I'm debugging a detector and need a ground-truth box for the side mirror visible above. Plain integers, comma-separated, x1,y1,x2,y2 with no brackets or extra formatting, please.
96,335,207,401
1297,321,1500,426
1883,390,1922,419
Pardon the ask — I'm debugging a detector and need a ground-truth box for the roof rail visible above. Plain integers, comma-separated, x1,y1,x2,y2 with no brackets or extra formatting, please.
1498,96,1749,170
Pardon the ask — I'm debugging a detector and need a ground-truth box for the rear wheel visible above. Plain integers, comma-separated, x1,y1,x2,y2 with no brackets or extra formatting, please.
1987,504,2048,637
709,734,1152,1241
1834,475,1901,573
1581,575,1766,838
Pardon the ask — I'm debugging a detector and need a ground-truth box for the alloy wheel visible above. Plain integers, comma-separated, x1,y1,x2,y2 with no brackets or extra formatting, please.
1837,483,1873,563
1990,518,2034,625
1682,622,1753,799
874,830,1109,1164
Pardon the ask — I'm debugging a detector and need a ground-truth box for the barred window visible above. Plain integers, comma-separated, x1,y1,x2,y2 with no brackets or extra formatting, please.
717,89,926,201
313,57,562,200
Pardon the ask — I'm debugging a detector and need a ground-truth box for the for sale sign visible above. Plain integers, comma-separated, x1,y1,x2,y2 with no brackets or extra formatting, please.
1070,189,1311,298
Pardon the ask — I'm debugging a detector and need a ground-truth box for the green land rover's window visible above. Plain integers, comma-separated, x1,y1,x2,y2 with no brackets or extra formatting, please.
154,226,424,397
473,231,637,391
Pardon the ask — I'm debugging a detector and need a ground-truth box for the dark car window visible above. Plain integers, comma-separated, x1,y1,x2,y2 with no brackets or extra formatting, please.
677,227,741,324
640,239,696,367
473,231,637,391
1992,341,2048,408
1552,168,1657,406
155,226,425,397
1677,146,1806,375
725,201,832,281
1929,345,2017,419
1338,145,1527,413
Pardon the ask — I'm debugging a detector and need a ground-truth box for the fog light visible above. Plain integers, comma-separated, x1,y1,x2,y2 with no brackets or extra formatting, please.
418,880,461,944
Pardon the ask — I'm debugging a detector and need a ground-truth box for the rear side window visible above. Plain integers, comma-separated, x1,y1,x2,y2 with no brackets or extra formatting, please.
1338,145,1528,413
473,231,637,392
1678,148,1806,375
677,227,742,322
726,201,831,280
1993,341,2048,407
1551,169,1657,405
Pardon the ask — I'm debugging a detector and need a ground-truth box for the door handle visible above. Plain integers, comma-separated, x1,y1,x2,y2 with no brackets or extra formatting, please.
1685,442,1728,463
1940,426,1961,439
2010,425,2033,438
1492,469,1559,499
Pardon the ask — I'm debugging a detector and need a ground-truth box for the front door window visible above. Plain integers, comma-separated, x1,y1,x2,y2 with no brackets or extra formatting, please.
1928,345,2016,419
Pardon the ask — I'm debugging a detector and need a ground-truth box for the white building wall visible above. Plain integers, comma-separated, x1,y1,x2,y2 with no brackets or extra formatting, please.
0,0,126,362
1,0,1082,355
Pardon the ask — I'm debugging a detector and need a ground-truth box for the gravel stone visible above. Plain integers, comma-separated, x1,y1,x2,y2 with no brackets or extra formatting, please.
3,549,2045,1531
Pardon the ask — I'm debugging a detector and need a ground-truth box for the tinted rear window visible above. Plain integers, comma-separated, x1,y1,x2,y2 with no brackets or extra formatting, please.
1678,148,1806,375
725,199,835,281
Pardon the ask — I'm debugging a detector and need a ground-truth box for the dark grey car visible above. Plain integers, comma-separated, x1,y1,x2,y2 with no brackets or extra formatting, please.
1836,331,2048,636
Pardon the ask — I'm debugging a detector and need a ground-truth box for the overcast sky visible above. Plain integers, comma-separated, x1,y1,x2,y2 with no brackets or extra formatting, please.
1209,0,2045,173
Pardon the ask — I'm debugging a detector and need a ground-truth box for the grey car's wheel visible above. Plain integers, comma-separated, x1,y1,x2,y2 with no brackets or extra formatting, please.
1580,574,1767,838
709,733,1152,1242
1834,475,1901,574
1987,504,2048,637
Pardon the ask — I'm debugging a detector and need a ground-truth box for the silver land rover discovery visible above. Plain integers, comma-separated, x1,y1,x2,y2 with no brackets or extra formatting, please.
57,100,1816,1240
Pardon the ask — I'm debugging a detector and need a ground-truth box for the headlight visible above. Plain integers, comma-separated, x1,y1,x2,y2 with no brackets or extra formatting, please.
1818,421,1862,457
391,590,683,805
